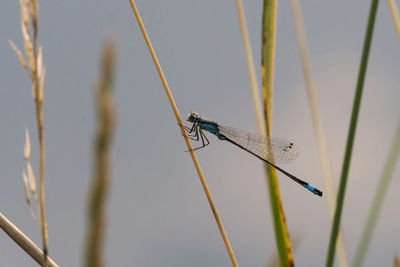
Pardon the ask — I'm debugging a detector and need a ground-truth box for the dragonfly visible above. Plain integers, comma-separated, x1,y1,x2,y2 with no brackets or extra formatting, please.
184,112,323,197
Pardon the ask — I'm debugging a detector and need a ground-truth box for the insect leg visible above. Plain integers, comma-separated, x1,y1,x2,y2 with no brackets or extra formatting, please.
190,128,210,151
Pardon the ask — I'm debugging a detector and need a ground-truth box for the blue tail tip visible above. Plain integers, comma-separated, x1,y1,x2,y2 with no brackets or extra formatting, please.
306,184,323,197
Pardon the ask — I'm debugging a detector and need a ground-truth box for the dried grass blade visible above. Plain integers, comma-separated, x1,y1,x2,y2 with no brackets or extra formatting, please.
23,170,31,205
0,212,58,267
24,127,31,160
26,161,37,195
9,40,27,69
394,254,400,267
15,0,49,263
387,0,400,42
289,1,348,266
234,0,264,134
127,1,238,266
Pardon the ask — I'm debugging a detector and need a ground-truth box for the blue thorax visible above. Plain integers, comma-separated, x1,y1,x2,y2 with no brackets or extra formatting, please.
197,119,227,140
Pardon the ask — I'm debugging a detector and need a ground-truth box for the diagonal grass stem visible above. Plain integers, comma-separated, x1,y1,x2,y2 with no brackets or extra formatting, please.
127,1,238,266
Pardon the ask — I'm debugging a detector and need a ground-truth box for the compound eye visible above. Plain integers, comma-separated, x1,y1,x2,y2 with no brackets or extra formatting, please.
186,112,197,121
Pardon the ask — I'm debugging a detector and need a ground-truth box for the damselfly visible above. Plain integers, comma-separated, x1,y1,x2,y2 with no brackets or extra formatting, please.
184,112,323,197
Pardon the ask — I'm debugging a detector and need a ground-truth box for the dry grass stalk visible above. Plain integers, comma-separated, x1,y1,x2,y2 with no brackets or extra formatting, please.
234,0,264,134
24,127,31,159
394,254,400,267
128,1,238,266
26,161,36,196
387,0,400,42
24,128,37,197
84,40,116,267
9,40,27,69
0,213,58,267
22,170,31,205
289,0,348,266
10,0,48,264
22,170,37,219
23,128,37,218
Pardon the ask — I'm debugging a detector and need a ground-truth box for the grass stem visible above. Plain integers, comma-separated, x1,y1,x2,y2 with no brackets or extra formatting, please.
387,0,400,42
262,0,294,266
84,40,116,267
289,1,348,266
128,1,238,266
325,0,380,266
234,0,264,134
0,212,58,267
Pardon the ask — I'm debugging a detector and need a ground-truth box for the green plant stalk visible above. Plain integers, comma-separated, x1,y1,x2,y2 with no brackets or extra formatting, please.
266,166,293,267
262,1,294,266
325,0,380,266
352,116,400,267
262,0,276,135
84,41,115,267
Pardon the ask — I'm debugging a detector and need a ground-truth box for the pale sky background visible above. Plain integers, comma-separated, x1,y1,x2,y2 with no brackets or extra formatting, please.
1,0,400,266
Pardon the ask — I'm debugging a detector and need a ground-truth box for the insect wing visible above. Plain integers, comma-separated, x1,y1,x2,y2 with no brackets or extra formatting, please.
218,125,299,164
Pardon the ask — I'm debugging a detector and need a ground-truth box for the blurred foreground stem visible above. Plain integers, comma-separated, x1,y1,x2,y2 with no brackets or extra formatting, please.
352,116,400,266
84,40,116,267
262,0,294,266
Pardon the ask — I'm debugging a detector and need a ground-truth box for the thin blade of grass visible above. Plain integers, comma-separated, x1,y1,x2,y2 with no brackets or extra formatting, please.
127,1,238,266
234,0,264,134
9,40,27,69
24,127,31,160
0,212,58,267
352,116,400,267
17,0,50,262
387,0,400,41
395,254,400,267
289,1,348,266
84,40,116,267
23,169,37,219
26,161,37,195
262,0,294,266
23,170,32,205
325,0,380,266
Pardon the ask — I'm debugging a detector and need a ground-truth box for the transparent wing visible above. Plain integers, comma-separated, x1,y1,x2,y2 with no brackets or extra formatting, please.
218,125,299,164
